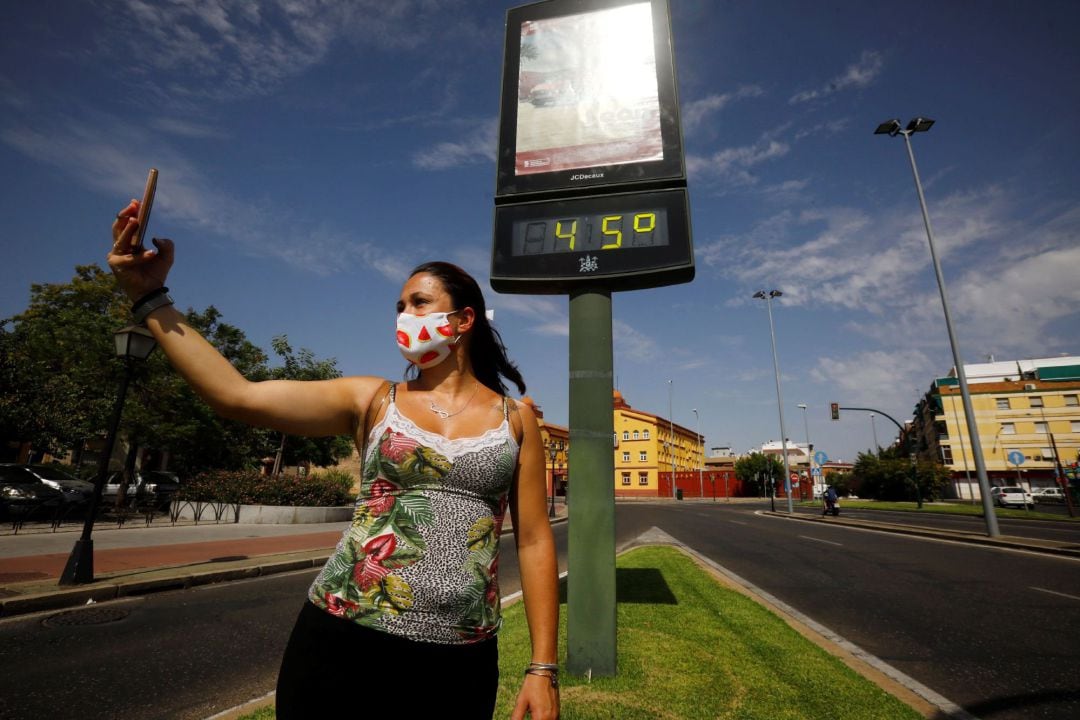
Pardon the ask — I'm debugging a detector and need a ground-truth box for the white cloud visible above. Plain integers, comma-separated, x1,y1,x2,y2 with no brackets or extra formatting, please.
151,117,229,139
111,0,466,103
687,138,789,187
810,349,935,414
1,115,408,280
789,50,884,104
613,319,659,362
682,85,764,131
412,117,498,170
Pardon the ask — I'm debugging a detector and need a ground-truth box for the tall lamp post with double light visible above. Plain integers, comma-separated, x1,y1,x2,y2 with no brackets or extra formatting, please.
875,117,999,537
753,290,793,513
60,325,157,586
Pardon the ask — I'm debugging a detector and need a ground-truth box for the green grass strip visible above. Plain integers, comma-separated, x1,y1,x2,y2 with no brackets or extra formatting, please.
495,546,922,719
236,546,923,719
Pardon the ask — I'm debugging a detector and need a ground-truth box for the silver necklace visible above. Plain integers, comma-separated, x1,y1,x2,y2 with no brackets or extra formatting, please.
428,382,479,419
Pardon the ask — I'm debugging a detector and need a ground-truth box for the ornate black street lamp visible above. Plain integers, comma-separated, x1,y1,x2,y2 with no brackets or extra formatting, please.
59,325,157,585
548,443,558,518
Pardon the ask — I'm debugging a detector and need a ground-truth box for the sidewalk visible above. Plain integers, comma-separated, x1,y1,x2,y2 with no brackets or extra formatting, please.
0,504,568,619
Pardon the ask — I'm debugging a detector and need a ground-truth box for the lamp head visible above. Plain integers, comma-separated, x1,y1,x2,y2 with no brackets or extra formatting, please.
907,117,934,133
874,119,902,136
752,290,766,299
769,290,783,298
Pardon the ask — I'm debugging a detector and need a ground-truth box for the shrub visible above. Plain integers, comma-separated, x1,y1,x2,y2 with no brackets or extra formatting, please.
178,469,353,507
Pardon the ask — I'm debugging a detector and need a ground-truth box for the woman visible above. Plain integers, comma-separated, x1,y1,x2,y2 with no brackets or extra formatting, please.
109,199,560,719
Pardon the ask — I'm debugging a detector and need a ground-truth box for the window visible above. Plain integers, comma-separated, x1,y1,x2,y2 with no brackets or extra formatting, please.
996,398,1010,410
621,472,631,486
1034,422,1048,434
1001,423,1016,435
1072,421,1080,433
1030,396,1044,408
1040,448,1054,460
638,472,649,486
639,451,648,462
622,451,630,463
622,431,629,441
940,446,953,464
643,430,650,439
632,430,639,439
1065,395,1079,407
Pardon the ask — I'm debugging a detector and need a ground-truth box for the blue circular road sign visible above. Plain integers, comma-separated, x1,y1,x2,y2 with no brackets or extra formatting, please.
1007,451,1025,466
814,451,828,465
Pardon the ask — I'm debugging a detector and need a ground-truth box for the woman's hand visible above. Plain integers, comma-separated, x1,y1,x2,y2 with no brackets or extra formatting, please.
108,199,174,301
511,672,559,720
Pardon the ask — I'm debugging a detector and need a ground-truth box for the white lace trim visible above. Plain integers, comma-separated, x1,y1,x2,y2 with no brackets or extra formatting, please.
366,402,519,461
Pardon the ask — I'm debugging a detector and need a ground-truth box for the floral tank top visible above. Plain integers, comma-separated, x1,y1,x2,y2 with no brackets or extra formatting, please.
308,384,519,644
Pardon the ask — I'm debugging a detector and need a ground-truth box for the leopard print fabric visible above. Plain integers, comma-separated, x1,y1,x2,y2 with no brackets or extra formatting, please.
308,386,518,644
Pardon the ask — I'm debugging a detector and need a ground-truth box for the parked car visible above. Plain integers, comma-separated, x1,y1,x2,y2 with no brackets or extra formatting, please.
142,471,181,509
0,464,64,520
103,471,158,507
17,464,94,505
990,486,1034,508
1032,487,1065,504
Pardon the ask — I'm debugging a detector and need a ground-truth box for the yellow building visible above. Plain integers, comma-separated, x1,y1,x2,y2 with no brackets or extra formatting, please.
612,390,703,498
911,358,1080,499
522,397,568,498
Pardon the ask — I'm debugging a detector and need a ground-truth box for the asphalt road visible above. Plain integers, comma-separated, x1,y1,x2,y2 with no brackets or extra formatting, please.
2,503,1079,720
788,504,1080,544
616,501,1080,720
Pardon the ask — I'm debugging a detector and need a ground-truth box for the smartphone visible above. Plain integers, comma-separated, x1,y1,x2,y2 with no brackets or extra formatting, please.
132,168,158,254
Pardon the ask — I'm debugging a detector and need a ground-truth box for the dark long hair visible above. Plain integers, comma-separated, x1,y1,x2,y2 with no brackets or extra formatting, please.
405,261,526,396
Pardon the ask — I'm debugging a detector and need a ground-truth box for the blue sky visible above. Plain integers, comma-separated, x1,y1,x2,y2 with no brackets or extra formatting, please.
3,1,1078,464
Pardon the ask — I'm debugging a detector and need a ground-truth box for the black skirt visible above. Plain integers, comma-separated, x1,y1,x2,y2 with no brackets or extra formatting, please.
276,601,500,718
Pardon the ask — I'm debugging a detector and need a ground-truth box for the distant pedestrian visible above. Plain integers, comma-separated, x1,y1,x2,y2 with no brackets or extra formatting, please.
823,485,839,516
109,201,559,719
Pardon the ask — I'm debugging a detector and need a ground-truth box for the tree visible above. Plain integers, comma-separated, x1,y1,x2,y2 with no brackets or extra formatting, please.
1,265,129,456
121,306,272,475
852,447,950,501
1,265,273,474
735,452,784,497
265,335,353,473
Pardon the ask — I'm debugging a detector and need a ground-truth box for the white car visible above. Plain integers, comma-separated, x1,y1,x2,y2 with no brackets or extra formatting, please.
990,486,1034,509
1033,487,1065,504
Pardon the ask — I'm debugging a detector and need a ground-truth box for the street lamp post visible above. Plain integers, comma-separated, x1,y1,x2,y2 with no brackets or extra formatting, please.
870,413,880,451
692,408,703,499
875,117,1000,537
668,379,676,499
798,403,812,499
548,444,557,519
753,290,793,513
60,326,157,586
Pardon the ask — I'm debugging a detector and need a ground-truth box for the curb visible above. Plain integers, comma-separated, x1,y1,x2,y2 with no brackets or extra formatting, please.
0,554,331,619
0,515,570,620
759,511,1080,559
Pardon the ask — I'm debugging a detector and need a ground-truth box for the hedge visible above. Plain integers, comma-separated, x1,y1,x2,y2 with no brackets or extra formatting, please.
177,468,354,507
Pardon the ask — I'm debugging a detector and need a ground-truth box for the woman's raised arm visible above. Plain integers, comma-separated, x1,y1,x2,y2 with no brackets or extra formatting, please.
108,200,382,437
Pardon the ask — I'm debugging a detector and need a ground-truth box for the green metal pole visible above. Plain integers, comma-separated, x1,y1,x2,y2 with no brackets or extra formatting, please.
566,288,617,677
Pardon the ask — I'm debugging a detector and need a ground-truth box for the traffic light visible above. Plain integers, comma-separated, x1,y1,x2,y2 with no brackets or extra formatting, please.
830,402,840,421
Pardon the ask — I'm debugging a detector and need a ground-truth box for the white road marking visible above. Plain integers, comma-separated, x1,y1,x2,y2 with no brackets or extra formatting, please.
729,520,748,526
798,535,843,547
1031,586,1080,602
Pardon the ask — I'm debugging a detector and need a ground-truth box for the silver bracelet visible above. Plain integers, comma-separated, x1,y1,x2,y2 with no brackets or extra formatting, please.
132,291,174,324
